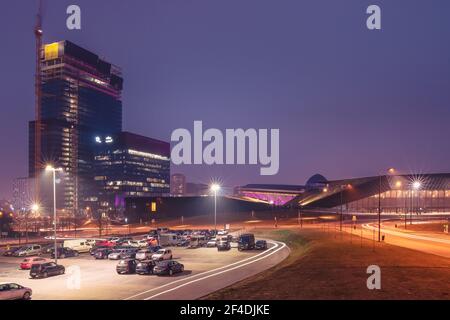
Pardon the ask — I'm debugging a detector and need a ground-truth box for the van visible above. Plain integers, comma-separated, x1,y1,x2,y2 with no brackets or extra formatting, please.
63,239,93,253
15,245,42,257
238,233,255,251
158,233,179,246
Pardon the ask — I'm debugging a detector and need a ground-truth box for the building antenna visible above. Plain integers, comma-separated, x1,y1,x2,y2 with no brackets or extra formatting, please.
34,0,43,201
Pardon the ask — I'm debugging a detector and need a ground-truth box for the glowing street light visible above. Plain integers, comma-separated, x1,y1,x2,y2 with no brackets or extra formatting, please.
31,203,40,212
412,181,421,190
210,184,221,233
45,165,63,264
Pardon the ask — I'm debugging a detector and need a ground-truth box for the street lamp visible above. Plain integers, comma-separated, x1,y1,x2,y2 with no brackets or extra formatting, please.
210,184,221,233
412,181,421,225
46,165,63,264
338,184,352,232
378,168,395,242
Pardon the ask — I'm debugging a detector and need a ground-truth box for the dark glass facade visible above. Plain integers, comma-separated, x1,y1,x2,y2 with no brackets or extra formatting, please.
93,132,170,217
29,40,123,214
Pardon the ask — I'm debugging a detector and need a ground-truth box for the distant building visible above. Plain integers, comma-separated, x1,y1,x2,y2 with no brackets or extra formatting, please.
93,132,170,216
185,183,210,196
170,174,186,196
236,173,450,213
12,177,36,212
29,40,123,214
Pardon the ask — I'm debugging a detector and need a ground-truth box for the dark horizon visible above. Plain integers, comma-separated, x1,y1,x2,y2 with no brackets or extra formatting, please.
1,0,450,199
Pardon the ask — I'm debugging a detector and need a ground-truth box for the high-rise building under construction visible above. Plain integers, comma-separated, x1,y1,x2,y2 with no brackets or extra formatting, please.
29,40,123,215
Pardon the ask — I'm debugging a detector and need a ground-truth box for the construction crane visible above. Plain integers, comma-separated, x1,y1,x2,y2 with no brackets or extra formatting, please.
34,0,43,201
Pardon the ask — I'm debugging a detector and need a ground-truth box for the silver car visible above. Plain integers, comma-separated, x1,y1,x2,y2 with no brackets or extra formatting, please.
0,283,32,300
15,245,42,257
108,249,127,260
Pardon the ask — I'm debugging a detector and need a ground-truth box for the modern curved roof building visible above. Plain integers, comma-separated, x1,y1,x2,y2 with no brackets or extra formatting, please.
236,173,450,214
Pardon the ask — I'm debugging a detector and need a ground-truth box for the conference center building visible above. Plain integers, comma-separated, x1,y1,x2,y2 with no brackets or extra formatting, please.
236,173,450,214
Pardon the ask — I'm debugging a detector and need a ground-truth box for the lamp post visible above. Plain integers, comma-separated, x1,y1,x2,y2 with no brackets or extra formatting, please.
46,165,63,264
378,168,395,242
412,181,421,225
336,184,351,232
210,184,220,234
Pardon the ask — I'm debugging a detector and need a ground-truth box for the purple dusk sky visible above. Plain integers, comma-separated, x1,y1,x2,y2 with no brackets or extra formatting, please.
1,0,450,199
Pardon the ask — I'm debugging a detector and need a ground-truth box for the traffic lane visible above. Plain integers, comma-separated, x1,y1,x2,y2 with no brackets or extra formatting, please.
0,247,261,300
126,240,290,300
360,222,450,259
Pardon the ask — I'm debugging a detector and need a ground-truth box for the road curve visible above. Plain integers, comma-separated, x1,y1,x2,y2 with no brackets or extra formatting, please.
124,240,290,300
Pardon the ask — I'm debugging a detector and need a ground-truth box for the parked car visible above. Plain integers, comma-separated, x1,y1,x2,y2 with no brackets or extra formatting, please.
0,282,32,300
93,241,115,248
2,246,21,257
63,239,92,253
51,247,79,259
135,249,154,260
116,237,133,245
30,262,65,278
108,248,137,260
177,238,190,247
189,235,207,248
206,238,217,247
19,257,47,270
116,259,137,274
136,260,156,275
153,260,184,276
94,248,113,260
255,240,268,250
151,249,173,261
217,240,231,251
217,230,228,235
90,245,111,255
41,243,62,254
14,245,42,257
238,234,255,251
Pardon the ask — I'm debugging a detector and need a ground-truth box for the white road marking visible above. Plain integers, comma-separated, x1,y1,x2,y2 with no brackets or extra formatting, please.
123,240,287,300
143,241,287,300
362,223,450,245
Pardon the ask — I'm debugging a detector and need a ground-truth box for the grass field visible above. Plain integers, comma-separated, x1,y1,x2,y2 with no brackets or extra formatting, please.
204,227,450,300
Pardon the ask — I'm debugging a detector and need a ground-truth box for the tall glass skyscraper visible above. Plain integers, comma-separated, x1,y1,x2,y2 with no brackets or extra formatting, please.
29,41,123,215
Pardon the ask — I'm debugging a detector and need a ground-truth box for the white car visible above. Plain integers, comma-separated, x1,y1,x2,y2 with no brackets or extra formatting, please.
206,239,217,247
120,240,141,248
217,230,228,235
135,249,153,260
151,249,173,261
0,283,32,300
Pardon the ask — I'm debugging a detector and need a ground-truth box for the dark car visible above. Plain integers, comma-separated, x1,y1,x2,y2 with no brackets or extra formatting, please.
153,260,184,276
51,247,79,259
30,262,65,278
90,245,111,256
94,248,113,259
116,259,137,274
255,240,267,250
136,260,156,275
238,233,255,251
41,243,62,254
217,240,231,251
2,246,21,257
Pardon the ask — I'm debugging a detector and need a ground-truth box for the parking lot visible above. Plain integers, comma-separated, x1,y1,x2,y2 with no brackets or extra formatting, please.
0,232,286,300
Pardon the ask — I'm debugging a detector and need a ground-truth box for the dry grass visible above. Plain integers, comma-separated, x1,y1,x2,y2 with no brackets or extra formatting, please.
204,228,450,300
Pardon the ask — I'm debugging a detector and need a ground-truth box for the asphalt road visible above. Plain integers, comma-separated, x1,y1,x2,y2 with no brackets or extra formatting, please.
362,221,450,258
0,241,289,300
